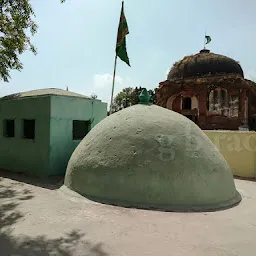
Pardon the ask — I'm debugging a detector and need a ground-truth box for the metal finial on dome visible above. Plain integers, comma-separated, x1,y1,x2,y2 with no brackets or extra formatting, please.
200,49,210,54
139,88,150,104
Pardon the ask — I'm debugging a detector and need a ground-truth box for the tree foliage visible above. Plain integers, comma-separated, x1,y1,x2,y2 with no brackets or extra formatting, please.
112,87,135,112
0,0,38,82
112,86,157,112
90,93,98,99
0,0,65,82
148,89,157,104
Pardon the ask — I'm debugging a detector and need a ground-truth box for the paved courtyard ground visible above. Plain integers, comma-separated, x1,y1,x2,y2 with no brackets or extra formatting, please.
0,170,256,256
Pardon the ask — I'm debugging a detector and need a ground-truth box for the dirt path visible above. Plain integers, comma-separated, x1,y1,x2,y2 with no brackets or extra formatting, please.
1,173,256,256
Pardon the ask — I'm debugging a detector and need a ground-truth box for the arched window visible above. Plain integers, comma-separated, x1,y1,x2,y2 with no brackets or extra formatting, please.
214,90,218,104
182,97,192,110
230,95,239,117
208,90,216,111
221,89,226,101
208,88,229,114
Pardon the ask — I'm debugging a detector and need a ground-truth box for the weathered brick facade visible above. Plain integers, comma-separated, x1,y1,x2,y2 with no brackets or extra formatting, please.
157,50,256,130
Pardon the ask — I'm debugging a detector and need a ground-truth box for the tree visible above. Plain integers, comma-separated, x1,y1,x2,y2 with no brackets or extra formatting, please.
0,0,37,82
131,86,142,105
90,93,98,99
0,0,65,82
148,88,157,104
112,86,156,113
112,87,134,112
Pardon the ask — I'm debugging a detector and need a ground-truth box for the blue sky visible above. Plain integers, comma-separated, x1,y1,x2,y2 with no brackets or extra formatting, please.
0,0,256,105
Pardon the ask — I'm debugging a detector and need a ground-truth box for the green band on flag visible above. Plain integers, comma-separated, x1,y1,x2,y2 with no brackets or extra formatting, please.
116,1,130,66
205,35,212,45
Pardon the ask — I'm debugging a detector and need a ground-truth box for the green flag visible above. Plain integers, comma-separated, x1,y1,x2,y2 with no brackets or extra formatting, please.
116,1,130,66
205,35,211,44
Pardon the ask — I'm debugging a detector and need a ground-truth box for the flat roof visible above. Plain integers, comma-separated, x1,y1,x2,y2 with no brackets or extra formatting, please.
0,88,92,100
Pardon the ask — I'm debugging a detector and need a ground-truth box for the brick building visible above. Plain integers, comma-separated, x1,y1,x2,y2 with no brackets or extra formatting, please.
157,49,256,130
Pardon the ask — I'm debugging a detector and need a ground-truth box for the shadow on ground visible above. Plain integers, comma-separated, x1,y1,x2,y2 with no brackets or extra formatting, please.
0,176,34,229
0,230,108,256
0,169,64,190
0,177,109,255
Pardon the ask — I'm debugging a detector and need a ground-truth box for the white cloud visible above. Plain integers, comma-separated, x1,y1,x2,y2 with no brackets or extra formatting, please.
93,74,123,89
82,73,134,108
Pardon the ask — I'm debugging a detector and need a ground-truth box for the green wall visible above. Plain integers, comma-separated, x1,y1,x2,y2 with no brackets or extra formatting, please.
0,96,51,176
49,96,107,175
0,95,107,177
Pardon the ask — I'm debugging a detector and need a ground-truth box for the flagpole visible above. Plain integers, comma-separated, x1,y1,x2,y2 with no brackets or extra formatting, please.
110,1,122,114
204,30,206,49
110,1,128,114
110,55,118,114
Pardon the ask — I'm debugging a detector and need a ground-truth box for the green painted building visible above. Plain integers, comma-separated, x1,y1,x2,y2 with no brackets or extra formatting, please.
0,88,107,177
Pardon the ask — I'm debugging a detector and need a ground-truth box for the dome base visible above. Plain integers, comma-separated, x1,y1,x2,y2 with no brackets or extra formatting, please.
66,187,241,212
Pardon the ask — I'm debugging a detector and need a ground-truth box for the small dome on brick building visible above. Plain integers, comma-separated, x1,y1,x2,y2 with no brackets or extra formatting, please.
167,49,244,80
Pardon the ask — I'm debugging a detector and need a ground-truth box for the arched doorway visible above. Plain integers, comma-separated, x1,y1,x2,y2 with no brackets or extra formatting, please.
182,97,192,110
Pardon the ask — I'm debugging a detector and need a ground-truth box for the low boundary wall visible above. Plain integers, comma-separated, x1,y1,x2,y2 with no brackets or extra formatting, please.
204,131,256,178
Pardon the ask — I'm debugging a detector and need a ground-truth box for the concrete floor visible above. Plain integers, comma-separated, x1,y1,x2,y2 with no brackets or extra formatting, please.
0,172,256,256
